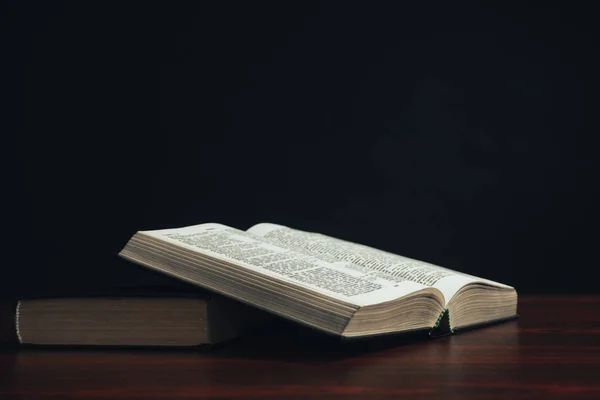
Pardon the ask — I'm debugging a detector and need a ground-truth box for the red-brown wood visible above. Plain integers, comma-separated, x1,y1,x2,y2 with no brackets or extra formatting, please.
1,295,599,399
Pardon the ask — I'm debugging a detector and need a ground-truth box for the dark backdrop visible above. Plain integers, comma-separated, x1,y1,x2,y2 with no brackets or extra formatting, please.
4,1,598,297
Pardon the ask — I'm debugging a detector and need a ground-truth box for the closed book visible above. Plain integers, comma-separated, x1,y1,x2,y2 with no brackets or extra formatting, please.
1,286,268,347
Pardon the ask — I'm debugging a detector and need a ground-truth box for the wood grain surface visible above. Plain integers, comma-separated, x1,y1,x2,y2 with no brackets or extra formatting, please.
1,295,598,399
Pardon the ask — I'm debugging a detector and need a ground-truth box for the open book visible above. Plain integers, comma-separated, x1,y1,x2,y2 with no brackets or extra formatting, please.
120,223,517,338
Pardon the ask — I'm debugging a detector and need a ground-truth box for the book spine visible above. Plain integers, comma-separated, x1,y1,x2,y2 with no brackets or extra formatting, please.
429,308,453,337
15,300,22,344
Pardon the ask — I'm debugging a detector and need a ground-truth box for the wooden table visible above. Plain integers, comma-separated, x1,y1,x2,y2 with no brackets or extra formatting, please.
0,296,598,399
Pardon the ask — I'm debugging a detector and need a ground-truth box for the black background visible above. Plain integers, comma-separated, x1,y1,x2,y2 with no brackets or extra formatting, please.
4,1,598,298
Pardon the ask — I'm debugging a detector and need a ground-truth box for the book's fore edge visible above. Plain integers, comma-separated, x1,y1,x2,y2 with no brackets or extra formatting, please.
338,306,361,338
429,308,452,338
15,300,23,344
118,249,353,337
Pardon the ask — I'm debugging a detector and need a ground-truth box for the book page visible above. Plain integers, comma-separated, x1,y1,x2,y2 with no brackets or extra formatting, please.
248,223,512,305
140,223,430,307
